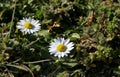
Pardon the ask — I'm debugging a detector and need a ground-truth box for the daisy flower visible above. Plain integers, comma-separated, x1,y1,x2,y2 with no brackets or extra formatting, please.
49,37,74,58
16,17,41,34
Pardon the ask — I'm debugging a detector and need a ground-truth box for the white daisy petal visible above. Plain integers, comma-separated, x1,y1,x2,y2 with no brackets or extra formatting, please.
49,37,74,58
64,39,70,45
16,17,41,34
67,42,74,47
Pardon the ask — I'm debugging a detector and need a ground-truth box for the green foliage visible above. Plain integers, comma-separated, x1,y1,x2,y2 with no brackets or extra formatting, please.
0,0,120,77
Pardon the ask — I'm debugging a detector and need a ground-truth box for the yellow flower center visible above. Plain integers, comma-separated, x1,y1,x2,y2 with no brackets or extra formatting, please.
24,22,33,29
57,44,67,52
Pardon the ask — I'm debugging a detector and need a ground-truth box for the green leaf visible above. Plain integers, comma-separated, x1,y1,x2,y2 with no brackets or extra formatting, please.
63,62,77,67
57,71,69,77
71,69,83,76
0,54,3,61
98,33,105,44
42,19,52,24
70,33,80,40
38,30,51,38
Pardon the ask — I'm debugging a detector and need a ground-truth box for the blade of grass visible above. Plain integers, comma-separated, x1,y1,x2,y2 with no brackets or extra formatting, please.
8,1,16,38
